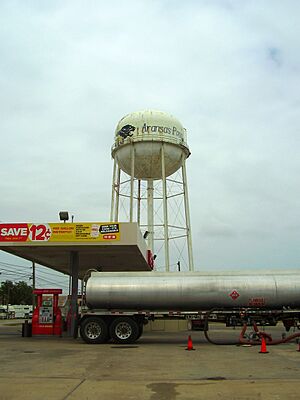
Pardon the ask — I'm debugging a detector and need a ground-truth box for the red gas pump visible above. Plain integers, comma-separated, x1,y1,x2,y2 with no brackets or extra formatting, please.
32,289,62,336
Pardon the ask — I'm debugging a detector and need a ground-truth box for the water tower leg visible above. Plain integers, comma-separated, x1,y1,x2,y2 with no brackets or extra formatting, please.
129,143,135,222
110,159,117,221
137,180,141,224
182,160,194,271
161,144,170,271
147,179,154,252
114,167,121,221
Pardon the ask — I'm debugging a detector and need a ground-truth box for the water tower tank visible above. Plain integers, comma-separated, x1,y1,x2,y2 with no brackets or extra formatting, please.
111,110,190,180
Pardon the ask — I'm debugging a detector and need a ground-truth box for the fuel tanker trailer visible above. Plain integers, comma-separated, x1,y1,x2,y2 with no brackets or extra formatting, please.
79,271,300,344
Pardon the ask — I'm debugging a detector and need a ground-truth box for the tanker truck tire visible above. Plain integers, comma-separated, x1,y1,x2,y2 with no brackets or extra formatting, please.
110,317,139,344
80,317,108,344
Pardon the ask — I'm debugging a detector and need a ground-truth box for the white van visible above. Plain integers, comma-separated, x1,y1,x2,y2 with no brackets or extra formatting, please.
9,305,33,319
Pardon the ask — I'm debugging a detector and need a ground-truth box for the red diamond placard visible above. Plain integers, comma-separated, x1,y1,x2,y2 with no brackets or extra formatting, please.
229,290,240,300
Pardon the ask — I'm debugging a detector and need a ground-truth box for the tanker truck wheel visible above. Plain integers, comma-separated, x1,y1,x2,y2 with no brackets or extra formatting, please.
110,317,139,344
80,317,108,344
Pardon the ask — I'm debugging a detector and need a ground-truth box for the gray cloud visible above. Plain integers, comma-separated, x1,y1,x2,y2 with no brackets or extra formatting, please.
0,1,300,283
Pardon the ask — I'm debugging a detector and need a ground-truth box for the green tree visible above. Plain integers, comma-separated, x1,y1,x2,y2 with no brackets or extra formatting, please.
0,280,33,305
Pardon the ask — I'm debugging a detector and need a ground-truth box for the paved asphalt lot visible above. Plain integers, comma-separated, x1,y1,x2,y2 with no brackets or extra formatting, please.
0,319,300,399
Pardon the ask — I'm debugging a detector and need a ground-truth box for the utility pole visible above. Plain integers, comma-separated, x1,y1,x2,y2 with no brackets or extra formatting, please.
7,285,10,314
6,282,13,318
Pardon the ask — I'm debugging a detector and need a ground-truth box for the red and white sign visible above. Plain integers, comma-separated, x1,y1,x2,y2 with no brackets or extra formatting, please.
0,224,29,242
0,223,52,242
28,224,52,241
229,290,240,301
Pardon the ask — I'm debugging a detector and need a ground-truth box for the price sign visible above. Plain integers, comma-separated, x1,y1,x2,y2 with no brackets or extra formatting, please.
29,224,52,241
0,222,120,242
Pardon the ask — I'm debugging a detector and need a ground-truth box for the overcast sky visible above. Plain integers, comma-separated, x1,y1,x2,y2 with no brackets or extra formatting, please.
0,0,299,287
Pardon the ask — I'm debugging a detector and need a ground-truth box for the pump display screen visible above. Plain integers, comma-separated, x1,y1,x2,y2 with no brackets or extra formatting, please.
39,306,53,324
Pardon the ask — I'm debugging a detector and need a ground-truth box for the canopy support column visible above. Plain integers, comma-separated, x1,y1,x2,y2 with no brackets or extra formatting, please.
68,251,79,338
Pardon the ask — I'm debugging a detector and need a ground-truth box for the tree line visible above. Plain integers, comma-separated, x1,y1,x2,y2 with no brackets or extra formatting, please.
0,280,33,305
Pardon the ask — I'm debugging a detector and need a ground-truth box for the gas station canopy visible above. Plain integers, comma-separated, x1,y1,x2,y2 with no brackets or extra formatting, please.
0,222,152,278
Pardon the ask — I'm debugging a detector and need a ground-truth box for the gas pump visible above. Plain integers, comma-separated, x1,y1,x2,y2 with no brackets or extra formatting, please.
32,289,62,336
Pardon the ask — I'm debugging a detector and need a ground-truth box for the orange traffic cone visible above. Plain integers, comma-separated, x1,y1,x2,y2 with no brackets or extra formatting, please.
186,335,195,351
259,337,269,354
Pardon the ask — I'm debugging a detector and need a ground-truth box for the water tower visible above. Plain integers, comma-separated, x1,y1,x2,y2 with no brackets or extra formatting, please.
110,110,194,271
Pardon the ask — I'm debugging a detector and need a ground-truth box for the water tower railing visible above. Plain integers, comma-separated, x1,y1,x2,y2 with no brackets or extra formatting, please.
111,135,189,153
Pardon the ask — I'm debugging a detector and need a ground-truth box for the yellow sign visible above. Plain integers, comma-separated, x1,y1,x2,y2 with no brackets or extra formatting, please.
0,223,120,243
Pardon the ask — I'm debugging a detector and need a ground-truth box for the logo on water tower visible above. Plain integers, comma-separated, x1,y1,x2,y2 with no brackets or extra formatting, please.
117,124,135,139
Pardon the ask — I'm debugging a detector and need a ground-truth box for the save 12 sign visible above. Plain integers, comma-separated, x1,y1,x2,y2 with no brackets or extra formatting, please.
0,223,52,242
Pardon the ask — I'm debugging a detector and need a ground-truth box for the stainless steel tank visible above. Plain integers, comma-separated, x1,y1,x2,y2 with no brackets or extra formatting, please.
85,271,300,310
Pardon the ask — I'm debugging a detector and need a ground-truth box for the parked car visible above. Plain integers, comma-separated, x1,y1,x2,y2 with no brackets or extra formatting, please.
0,307,7,319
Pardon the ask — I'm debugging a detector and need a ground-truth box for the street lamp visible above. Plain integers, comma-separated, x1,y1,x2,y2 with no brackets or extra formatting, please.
59,211,69,223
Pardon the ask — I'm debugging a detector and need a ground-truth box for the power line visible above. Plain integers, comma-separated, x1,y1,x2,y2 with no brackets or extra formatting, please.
37,276,69,289
0,261,31,269
0,262,69,279
34,268,68,279
0,272,31,279
0,267,68,287
35,274,69,286
0,268,31,278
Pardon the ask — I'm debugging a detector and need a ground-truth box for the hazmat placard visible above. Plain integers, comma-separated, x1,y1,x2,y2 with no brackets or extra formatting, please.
0,223,120,243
